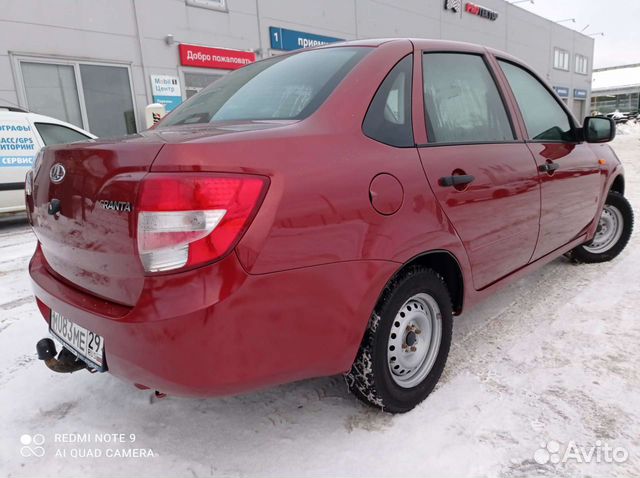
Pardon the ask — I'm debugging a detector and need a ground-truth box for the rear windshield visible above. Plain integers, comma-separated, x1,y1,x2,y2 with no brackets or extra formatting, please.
160,47,370,127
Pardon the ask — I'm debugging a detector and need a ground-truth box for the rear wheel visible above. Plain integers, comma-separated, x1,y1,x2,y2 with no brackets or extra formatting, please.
571,191,633,263
345,267,453,413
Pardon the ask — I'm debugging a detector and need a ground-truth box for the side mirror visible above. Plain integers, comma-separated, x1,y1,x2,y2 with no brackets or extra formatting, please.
583,116,616,143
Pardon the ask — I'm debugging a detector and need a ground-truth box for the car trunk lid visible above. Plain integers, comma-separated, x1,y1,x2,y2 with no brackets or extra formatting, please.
28,122,291,306
29,138,164,306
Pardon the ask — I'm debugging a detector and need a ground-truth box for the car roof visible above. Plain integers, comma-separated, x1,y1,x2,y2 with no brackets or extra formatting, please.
0,109,96,138
333,38,484,49
323,38,520,61
316,38,527,74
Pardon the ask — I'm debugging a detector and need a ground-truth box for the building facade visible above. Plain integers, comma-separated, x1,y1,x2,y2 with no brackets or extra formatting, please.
591,64,640,115
0,0,595,136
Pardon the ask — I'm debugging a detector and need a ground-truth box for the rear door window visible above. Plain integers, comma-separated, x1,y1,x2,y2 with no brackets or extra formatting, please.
34,123,91,146
422,53,514,143
498,60,575,142
362,55,413,147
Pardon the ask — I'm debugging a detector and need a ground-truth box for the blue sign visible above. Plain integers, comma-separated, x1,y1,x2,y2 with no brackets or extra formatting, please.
574,89,588,99
153,95,182,112
269,26,344,51
0,155,34,167
553,86,569,98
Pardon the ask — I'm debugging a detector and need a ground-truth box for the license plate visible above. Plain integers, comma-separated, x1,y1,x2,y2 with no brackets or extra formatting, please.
50,311,105,370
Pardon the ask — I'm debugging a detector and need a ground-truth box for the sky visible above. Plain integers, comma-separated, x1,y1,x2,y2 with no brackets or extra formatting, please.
517,0,640,69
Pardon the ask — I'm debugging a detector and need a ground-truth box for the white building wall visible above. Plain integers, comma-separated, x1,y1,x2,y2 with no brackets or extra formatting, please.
0,0,595,133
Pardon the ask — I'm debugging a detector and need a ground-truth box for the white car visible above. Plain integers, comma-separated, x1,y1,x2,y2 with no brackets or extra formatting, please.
1,106,95,214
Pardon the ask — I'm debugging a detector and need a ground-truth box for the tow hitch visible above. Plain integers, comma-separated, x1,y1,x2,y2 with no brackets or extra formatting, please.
36,338,87,373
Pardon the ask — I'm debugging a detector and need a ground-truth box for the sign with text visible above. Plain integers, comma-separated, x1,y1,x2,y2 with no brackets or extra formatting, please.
0,119,37,168
464,2,498,21
269,27,344,51
553,86,570,98
574,89,588,100
150,75,182,112
178,44,256,70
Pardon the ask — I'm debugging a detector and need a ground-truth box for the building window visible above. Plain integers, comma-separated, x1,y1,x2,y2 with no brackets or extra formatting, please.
591,92,640,115
183,72,223,99
185,0,227,11
79,64,137,137
17,58,137,137
575,54,588,75
553,48,570,71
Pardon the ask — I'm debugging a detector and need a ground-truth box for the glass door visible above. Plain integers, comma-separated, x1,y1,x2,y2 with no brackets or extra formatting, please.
79,64,136,137
21,62,83,128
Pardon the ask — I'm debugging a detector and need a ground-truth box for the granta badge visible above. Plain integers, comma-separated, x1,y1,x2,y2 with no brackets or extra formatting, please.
97,200,132,213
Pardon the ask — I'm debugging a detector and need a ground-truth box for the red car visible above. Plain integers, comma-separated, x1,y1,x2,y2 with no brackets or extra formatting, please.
27,39,633,413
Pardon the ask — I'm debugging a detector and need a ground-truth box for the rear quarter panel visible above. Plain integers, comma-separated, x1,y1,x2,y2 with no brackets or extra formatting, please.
150,41,470,280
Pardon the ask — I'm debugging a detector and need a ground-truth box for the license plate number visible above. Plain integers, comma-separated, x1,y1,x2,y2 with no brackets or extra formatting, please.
50,311,105,369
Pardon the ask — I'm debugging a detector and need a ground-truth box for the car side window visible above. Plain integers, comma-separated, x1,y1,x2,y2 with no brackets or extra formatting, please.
34,122,91,146
362,55,413,147
422,53,514,144
498,60,575,142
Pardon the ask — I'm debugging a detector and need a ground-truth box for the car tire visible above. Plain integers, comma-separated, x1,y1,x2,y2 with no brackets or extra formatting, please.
345,266,453,413
571,191,633,263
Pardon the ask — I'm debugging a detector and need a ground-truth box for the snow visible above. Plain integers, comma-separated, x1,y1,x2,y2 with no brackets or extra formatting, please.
592,64,640,92
1,129,640,477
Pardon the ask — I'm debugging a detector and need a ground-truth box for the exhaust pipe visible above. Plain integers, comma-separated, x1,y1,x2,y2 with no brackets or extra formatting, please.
36,338,87,373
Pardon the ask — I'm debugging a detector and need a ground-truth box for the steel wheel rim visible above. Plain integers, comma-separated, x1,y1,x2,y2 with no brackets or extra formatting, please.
583,204,624,254
387,293,442,388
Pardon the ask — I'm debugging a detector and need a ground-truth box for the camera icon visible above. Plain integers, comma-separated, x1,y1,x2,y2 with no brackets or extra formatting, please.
20,434,46,457
534,440,561,465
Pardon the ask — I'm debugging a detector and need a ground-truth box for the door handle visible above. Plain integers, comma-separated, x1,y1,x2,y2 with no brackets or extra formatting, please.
539,162,560,173
439,175,475,187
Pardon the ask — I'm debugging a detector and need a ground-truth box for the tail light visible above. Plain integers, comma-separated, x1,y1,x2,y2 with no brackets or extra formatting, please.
136,173,268,273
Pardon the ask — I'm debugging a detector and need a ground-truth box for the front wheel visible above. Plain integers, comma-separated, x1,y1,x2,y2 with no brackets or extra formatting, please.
345,267,453,413
571,191,633,263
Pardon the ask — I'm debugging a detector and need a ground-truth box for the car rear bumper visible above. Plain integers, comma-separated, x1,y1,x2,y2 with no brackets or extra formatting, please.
30,246,397,397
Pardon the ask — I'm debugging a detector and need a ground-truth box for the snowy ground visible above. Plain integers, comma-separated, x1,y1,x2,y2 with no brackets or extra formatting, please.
1,125,639,478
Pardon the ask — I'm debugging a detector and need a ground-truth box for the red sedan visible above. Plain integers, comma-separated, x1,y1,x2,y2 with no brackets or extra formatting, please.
26,39,633,413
